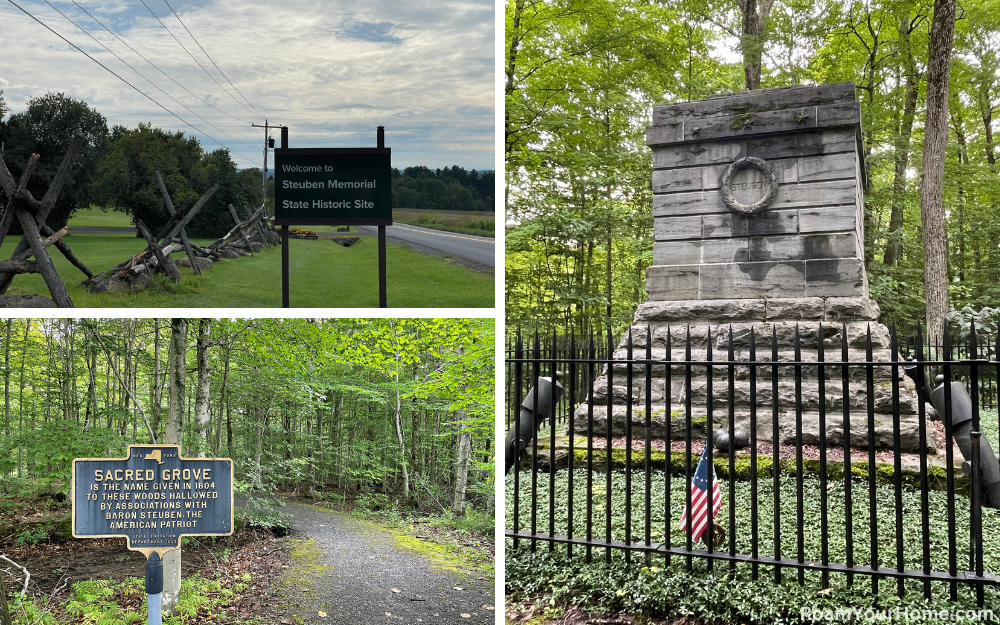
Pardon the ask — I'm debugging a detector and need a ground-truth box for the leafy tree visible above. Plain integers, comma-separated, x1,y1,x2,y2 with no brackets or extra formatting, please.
93,123,196,233
0,92,108,230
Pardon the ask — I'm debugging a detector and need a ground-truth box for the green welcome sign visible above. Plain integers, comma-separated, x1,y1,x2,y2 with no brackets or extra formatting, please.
274,148,392,225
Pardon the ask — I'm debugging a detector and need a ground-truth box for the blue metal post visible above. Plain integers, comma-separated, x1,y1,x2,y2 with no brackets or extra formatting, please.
147,592,162,625
145,552,163,625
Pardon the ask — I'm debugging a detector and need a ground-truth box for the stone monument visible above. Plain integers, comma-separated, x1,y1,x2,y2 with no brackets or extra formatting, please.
575,83,925,452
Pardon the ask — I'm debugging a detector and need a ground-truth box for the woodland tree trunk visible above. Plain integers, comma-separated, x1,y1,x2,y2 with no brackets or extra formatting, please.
163,318,187,615
152,319,162,439
194,319,212,456
3,319,10,436
738,0,774,90
883,17,921,267
921,0,956,341
452,423,472,517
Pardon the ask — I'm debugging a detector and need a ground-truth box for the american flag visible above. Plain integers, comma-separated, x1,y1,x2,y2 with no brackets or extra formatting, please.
678,448,722,542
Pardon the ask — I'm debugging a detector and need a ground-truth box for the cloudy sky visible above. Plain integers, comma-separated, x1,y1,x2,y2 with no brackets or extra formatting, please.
0,0,495,171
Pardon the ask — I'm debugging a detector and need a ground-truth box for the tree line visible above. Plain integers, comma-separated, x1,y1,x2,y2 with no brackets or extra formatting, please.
392,166,496,212
0,91,496,242
505,0,1000,337
0,318,495,517
0,92,262,239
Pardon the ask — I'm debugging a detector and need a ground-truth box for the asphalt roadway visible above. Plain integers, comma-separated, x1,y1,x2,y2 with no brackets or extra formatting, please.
359,224,495,268
280,501,494,624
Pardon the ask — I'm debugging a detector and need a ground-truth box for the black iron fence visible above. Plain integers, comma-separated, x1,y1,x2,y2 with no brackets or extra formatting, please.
505,323,1000,607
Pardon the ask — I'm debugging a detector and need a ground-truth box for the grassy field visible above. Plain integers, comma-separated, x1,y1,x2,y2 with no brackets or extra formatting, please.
68,206,492,235
7,231,494,308
67,206,133,228
392,208,494,237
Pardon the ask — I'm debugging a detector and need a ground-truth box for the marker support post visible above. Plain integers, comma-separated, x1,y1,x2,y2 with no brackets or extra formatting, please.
377,126,387,308
145,552,163,625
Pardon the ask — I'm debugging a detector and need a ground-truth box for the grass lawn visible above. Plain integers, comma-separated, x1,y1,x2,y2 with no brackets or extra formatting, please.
392,207,494,237
7,232,494,308
67,206,133,228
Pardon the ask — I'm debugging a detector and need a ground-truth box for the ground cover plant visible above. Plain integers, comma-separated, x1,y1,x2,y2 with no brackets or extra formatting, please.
505,467,1000,617
4,233,493,307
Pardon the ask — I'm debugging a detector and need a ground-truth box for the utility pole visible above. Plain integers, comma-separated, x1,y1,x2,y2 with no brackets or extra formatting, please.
251,120,283,210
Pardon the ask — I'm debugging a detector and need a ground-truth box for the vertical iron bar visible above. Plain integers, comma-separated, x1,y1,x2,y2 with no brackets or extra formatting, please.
549,331,557,553
865,325,878,594
606,325,614,563
377,226,387,308
645,325,653,563
625,328,634,562
530,331,540,552
971,429,984,607
685,326,693,570
915,325,931,599
944,330,956,600
568,330,576,559
890,327,904,597
728,326,736,572
664,327,672,566
586,333,595,563
512,331,523,551
705,326,715,571
750,328,759,580
818,325,829,589
794,325,804,585
841,323,854,585
969,322,984,606
772,325,781,584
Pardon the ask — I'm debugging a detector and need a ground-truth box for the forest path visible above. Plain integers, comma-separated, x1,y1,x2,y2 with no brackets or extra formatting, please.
280,501,494,625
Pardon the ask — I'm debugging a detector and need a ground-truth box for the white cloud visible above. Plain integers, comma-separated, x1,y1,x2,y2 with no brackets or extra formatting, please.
0,0,494,170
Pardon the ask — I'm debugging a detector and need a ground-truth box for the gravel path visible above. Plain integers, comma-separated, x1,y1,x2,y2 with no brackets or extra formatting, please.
282,501,494,625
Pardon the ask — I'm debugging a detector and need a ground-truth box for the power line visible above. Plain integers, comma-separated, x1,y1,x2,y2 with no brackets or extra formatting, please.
5,0,255,164
139,0,260,121
67,0,254,126
39,0,256,151
162,0,265,120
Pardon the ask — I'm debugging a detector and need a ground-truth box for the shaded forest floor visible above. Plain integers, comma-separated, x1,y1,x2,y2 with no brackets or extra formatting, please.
1,492,495,623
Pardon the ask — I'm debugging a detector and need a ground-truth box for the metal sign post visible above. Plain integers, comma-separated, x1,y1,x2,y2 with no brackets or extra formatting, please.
274,126,392,308
71,445,233,623
145,551,163,625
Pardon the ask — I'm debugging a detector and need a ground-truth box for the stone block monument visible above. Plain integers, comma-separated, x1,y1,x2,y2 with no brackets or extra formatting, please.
574,83,925,452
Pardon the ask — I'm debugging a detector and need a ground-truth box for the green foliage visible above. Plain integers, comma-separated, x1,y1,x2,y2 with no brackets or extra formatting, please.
0,421,122,494
392,166,494,212
15,524,51,546
506,469,1000,582
947,305,1000,343
506,549,994,623
0,92,109,231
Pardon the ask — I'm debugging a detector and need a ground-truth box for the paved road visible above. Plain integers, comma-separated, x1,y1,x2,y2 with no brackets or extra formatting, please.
360,224,495,268
281,502,494,625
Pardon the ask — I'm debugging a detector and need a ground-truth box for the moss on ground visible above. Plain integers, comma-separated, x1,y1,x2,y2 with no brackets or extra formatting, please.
279,537,331,625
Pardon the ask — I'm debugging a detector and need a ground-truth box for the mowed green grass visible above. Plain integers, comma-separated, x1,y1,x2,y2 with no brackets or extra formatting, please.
7,232,494,308
67,206,134,228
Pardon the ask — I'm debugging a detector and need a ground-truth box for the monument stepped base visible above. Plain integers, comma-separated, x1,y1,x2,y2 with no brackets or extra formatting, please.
572,296,929,452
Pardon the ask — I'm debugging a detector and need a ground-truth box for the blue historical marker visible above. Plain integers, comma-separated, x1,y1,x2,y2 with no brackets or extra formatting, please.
72,445,233,625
